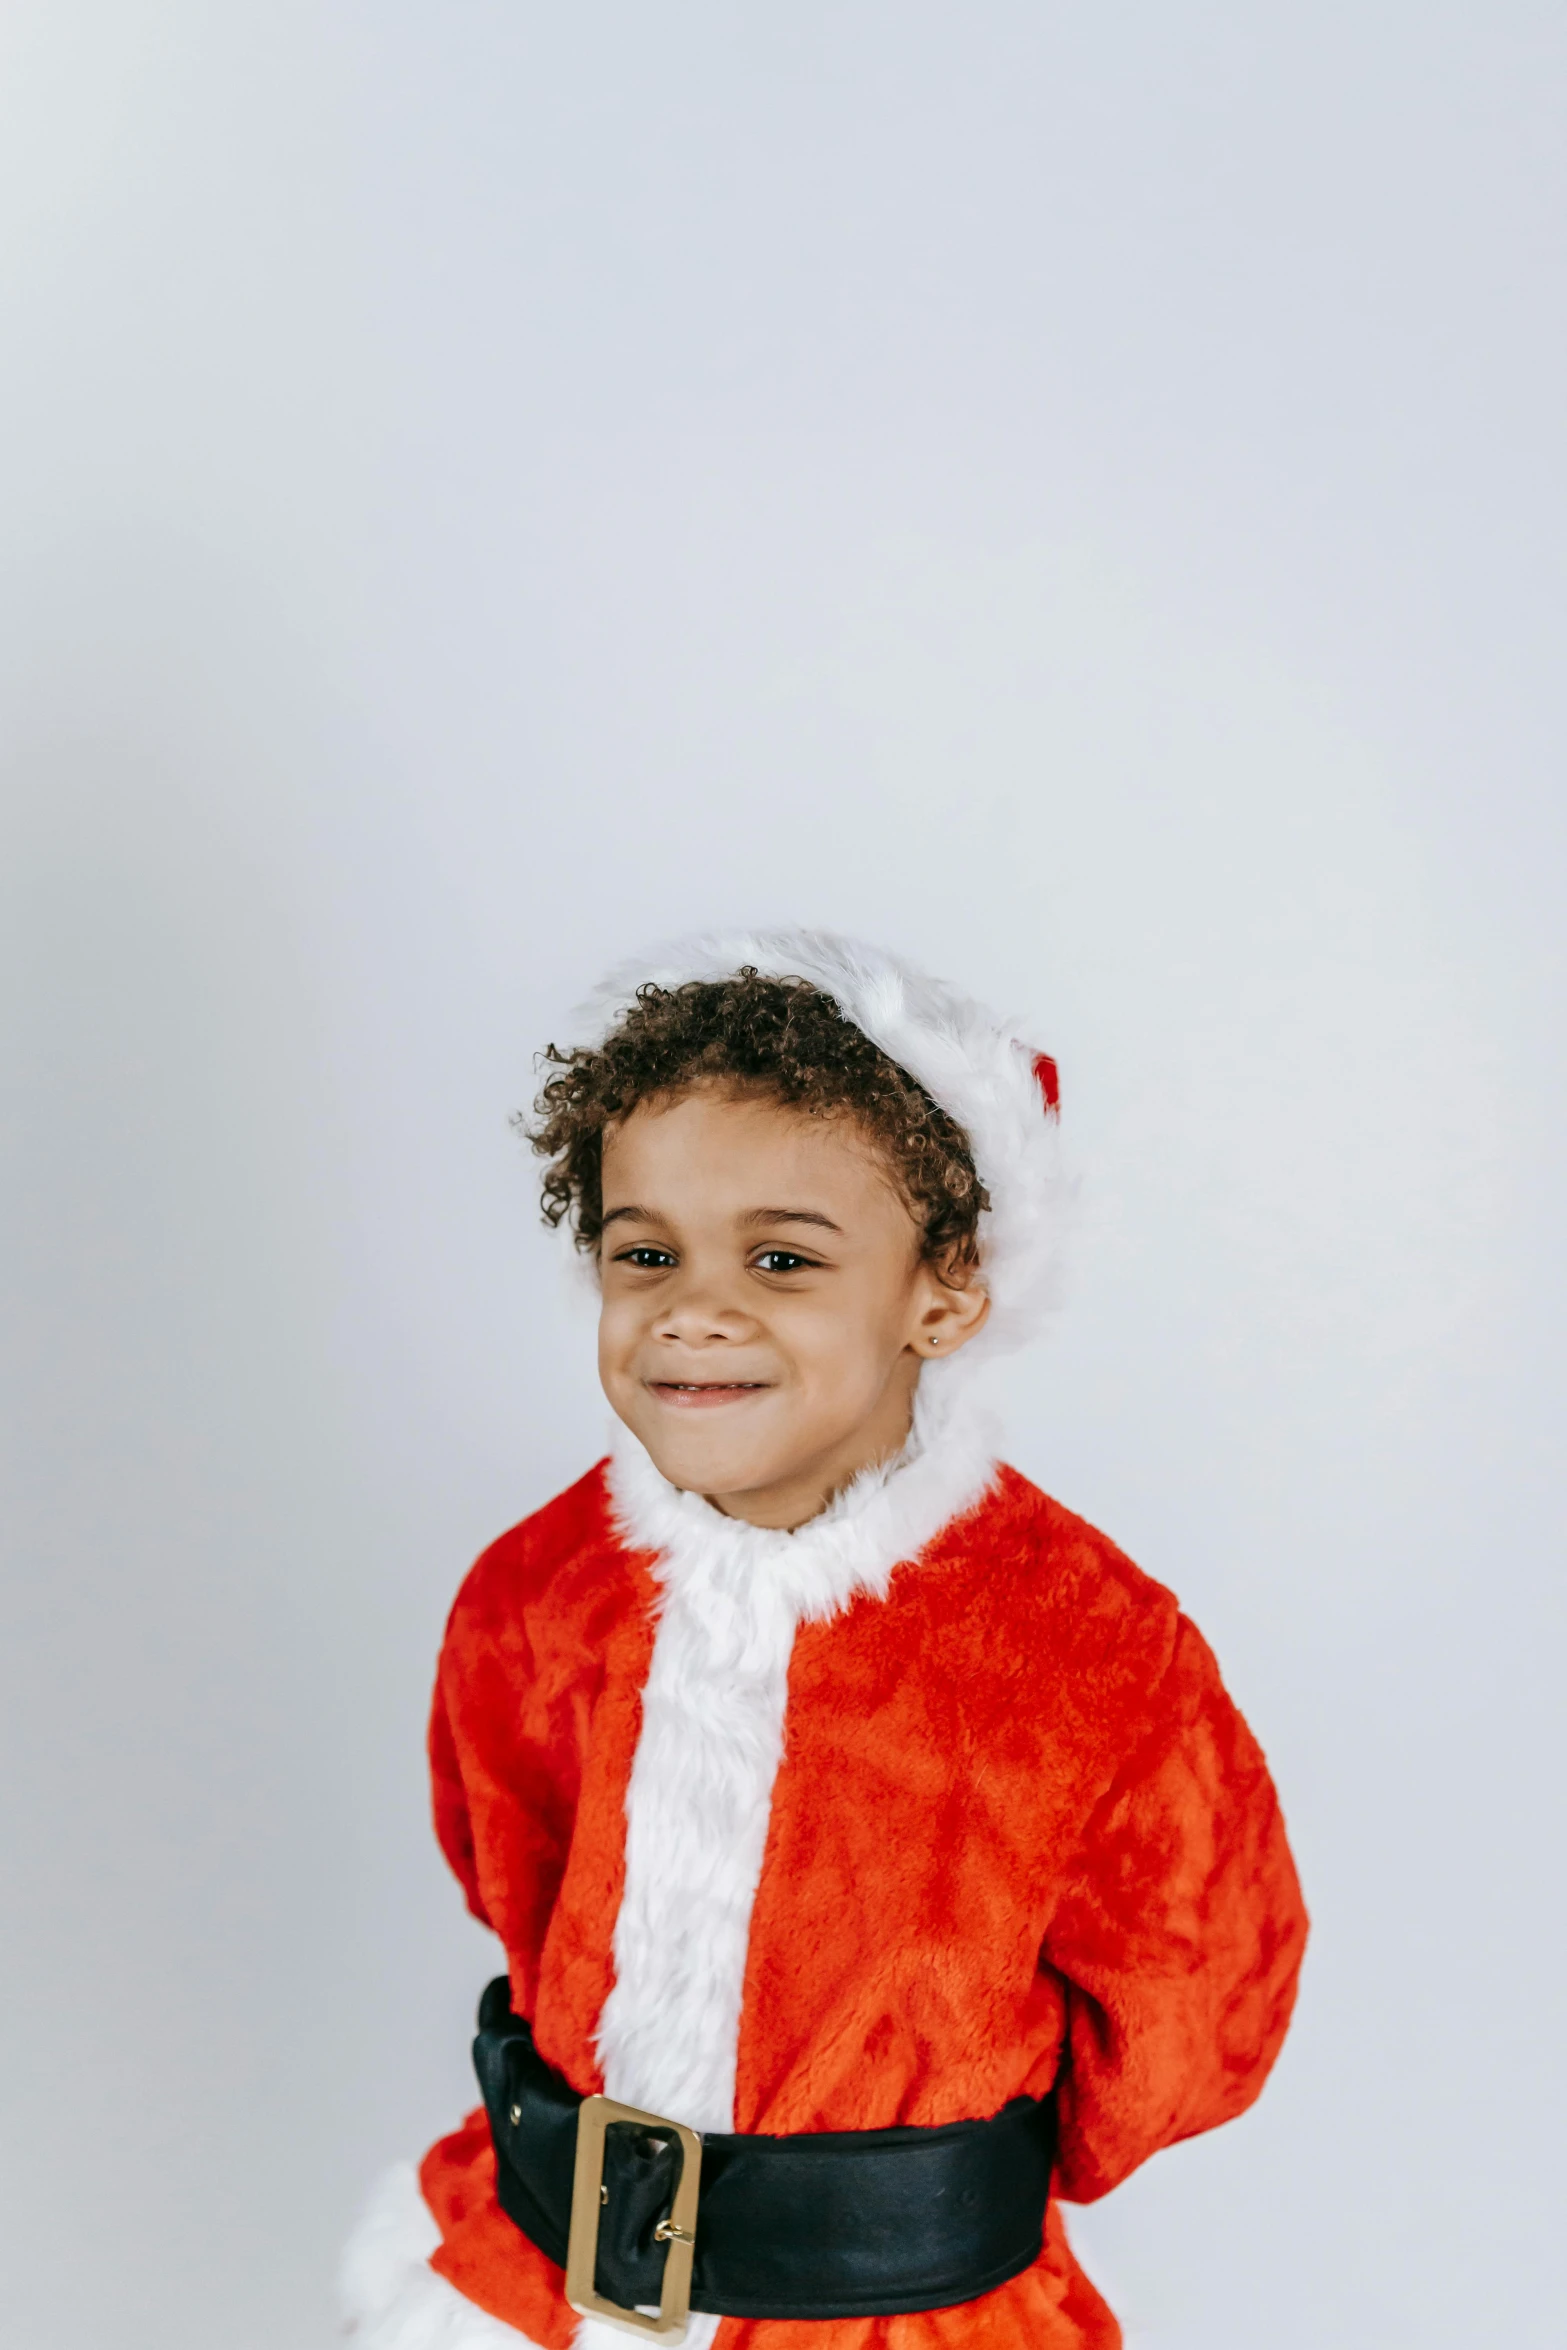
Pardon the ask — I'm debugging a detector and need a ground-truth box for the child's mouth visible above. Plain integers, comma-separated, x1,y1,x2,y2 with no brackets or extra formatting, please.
648,1381,771,1409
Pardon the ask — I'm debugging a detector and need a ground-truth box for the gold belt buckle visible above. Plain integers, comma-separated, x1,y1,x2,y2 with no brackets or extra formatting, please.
565,2092,703,2341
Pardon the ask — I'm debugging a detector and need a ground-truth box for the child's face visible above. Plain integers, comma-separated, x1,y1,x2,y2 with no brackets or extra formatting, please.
596,1084,988,1529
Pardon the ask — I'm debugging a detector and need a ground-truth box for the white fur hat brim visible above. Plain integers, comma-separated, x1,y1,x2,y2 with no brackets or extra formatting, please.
570,929,1065,1363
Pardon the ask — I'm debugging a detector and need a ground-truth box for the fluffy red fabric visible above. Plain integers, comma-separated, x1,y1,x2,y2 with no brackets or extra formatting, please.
420,1465,1306,2350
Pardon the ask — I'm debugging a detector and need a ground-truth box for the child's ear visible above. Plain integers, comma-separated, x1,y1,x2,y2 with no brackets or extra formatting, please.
909,1255,991,1358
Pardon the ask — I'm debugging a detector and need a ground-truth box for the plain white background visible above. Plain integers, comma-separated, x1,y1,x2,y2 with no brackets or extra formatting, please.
2,6,1563,2345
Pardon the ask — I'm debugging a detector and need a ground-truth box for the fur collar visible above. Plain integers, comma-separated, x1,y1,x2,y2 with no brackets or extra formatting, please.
605,1368,1002,1625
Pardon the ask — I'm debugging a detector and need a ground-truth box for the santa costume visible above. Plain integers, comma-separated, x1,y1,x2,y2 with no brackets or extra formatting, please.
341,932,1307,2350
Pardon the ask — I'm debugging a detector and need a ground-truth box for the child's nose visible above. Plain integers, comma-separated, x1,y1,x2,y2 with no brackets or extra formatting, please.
654,1268,754,1342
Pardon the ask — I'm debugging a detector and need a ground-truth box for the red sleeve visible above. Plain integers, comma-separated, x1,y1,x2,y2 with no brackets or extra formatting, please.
1042,1614,1308,2201
429,1657,493,1929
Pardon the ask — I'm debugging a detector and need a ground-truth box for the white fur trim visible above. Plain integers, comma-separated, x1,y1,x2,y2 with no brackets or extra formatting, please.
338,2163,545,2348
575,929,1066,1361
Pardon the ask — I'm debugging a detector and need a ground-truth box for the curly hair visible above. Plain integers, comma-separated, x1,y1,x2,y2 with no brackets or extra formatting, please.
524,969,989,1275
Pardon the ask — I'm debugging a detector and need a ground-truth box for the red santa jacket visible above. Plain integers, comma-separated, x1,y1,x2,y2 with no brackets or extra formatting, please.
342,1390,1306,2350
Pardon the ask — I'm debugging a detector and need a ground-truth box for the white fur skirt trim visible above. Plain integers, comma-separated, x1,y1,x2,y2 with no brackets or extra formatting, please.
339,2163,545,2349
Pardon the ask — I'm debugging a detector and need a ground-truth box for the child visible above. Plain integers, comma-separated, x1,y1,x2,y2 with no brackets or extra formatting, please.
342,931,1307,2350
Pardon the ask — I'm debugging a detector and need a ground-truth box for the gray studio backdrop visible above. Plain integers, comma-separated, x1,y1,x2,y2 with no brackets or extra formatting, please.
3,7,1563,2347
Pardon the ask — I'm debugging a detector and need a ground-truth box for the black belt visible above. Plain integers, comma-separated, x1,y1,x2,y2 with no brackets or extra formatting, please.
473,1977,1057,2332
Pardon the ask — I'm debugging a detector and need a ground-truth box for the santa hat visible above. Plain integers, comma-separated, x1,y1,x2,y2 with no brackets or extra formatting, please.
574,928,1065,1364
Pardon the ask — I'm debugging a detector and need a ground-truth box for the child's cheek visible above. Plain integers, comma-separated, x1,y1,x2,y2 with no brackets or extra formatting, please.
596,1294,636,1390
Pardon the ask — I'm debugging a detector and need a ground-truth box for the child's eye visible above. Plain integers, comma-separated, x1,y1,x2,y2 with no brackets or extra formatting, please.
753,1249,814,1274
616,1246,677,1269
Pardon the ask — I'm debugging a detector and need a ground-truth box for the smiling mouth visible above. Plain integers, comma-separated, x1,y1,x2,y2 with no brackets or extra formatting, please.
648,1380,772,1407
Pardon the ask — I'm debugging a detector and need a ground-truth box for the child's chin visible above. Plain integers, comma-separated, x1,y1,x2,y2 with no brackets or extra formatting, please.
636,1424,781,1500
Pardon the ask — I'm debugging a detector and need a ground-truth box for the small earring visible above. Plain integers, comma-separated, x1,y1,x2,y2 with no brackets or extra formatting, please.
930,1335,941,1347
